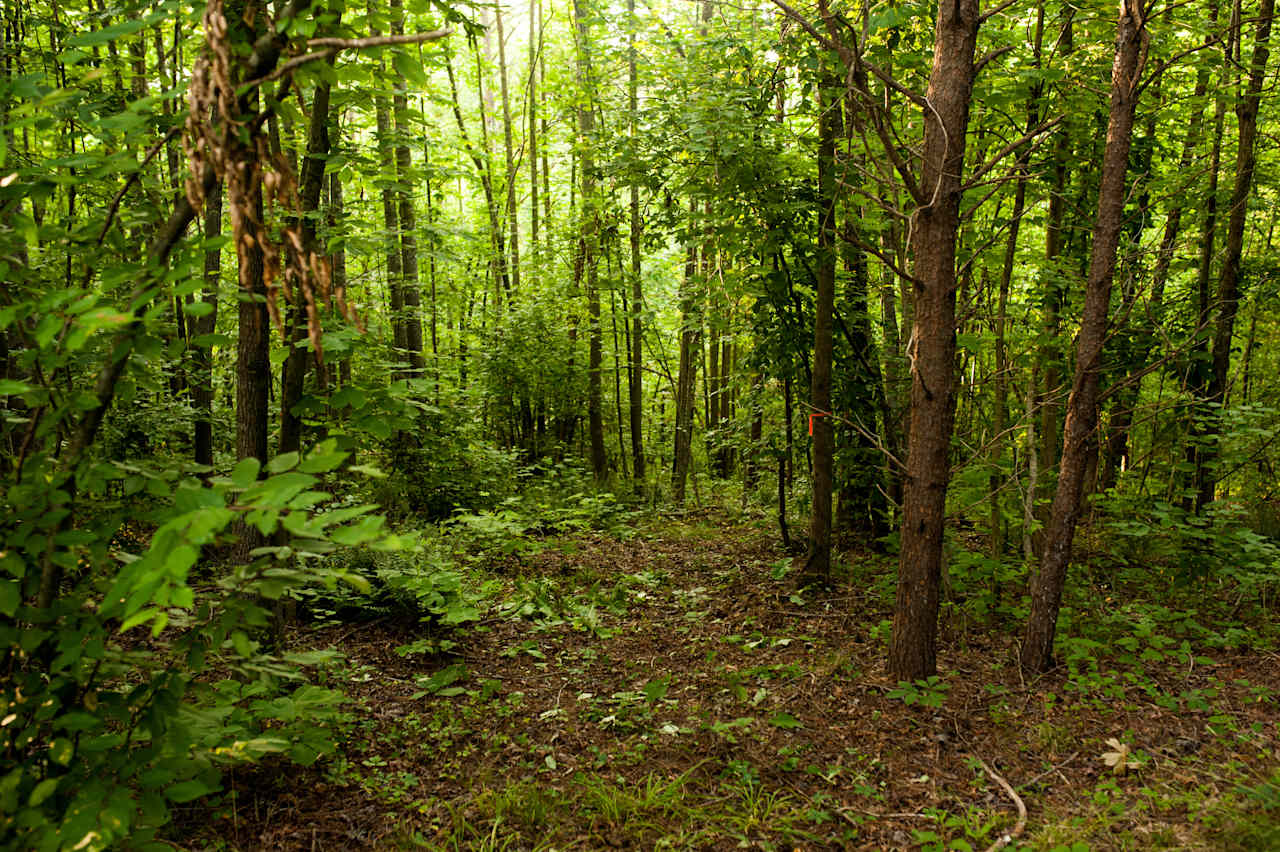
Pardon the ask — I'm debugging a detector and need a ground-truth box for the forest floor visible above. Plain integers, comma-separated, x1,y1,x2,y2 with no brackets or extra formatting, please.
180,511,1280,850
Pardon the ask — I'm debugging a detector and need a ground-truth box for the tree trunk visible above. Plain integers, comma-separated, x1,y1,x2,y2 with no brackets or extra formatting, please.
672,208,700,503
802,57,839,585
194,170,222,470
392,0,424,375
1199,0,1274,509
1021,0,1149,674
574,0,607,480
496,4,521,294
628,0,645,487
990,0,1043,556
280,70,333,456
888,0,981,682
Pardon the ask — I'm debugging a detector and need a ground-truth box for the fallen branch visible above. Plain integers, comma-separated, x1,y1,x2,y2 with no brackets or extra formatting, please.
978,756,1027,852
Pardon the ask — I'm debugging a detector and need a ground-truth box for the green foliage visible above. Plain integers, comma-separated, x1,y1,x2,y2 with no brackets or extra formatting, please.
887,676,951,709
1,439,396,850
368,388,520,523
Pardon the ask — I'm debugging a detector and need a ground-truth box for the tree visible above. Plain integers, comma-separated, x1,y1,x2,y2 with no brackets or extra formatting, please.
1021,0,1150,674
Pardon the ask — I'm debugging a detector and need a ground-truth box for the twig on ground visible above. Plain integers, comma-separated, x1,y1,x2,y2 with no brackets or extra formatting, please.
978,756,1028,852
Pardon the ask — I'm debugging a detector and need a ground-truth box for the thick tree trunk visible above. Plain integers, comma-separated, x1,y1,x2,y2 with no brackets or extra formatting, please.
1021,0,1149,674
375,61,404,362
888,0,981,682
391,0,424,375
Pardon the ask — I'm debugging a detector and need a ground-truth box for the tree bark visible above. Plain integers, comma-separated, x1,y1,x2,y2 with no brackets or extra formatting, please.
574,0,607,480
803,57,839,585
392,0,424,375
888,0,981,682
1199,0,1274,509
1021,0,1149,674
628,0,645,487
279,69,333,456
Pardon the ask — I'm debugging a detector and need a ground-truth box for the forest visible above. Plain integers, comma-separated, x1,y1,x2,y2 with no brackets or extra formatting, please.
4,0,1280,846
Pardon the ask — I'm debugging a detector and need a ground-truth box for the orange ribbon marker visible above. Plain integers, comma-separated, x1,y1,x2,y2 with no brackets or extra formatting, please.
808,411,829,436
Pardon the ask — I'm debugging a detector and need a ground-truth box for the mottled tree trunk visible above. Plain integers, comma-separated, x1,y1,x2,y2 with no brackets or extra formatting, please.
1022,0,1149,674
888,0,981,682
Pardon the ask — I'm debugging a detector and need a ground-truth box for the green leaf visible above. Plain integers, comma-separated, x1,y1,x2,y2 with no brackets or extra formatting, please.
183,300,214,318
28,777,58,807
48,738,73,766
393,51,429,86
0,580,17,617
0,379,32,395
231,457,261,488
769,712,802,729
164,779,215,803
643,676,670,706
120,608,159,632
268,452,300,473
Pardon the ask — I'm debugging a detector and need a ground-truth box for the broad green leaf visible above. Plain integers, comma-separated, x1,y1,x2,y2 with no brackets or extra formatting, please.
230,457,261,489
267,452,300,473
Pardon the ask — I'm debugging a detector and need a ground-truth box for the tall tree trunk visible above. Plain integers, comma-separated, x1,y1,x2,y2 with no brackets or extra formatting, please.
194,170,222,470
1021,0,1149,674
990,0,1043,556
375,50,404,362
280,70,333,456
628,0,645,487
392,0,424,375
496,4,521,295
672,208,700,503
803,57,839,585
574,0,607,480
1199,0,1274,509
1101,2,1216,492
232,0,271,554
529,0,540,263
888,0,981,682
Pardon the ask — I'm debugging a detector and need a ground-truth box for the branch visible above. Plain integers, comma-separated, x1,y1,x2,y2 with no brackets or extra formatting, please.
978,757,1027,852
979,0,1023,23
305,29,452,49
974,44,1015,77
964,115,1061,190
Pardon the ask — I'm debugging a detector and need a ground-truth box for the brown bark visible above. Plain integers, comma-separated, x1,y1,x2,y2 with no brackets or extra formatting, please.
672,210,700,504
392,0,424,375
803,58,839,585
280,71,333,456
1199,0,1274,509
1021,0,1149,674
574,0,606,480
194,169,222,470
888,0,981,682
628,0,645,487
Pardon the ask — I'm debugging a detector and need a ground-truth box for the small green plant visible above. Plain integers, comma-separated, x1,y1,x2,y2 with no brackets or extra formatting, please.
887,676,951,709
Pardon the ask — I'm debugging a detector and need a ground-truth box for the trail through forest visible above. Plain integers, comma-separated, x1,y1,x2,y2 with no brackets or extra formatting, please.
178,513,1280,850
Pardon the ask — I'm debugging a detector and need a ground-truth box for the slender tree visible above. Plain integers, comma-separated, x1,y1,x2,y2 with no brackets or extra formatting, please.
1022,0,1150,674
